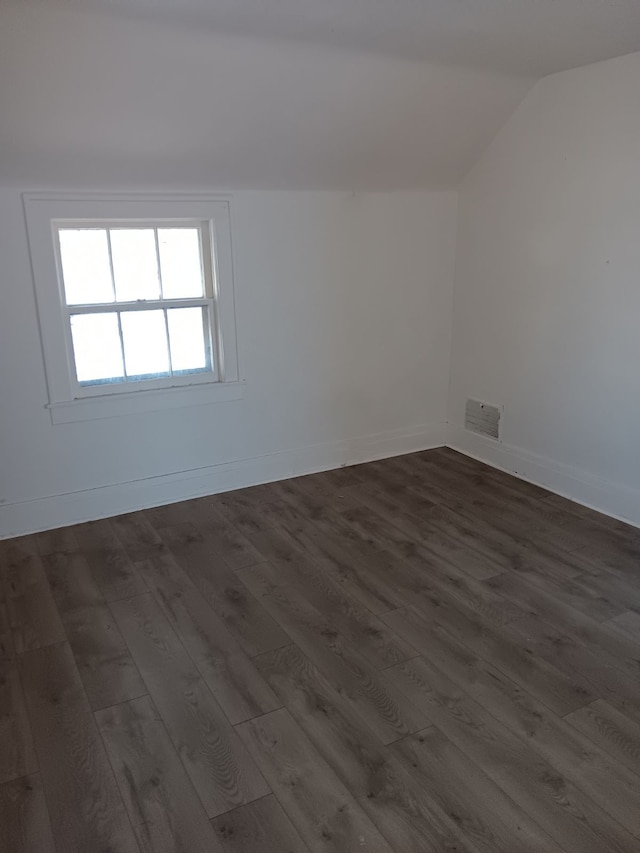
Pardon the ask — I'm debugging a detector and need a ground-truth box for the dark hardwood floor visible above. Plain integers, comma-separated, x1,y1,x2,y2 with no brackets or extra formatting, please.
2,447,640,852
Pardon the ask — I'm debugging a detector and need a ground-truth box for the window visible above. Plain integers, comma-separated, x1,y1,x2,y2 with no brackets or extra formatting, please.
58,223,215,392
24,195,242,422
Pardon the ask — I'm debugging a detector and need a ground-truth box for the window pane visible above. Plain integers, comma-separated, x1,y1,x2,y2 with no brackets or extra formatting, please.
110,229,160,302
167,307,209,373
158,228,204,298
58,229,113,305
70,313,124,384
120,310,169,378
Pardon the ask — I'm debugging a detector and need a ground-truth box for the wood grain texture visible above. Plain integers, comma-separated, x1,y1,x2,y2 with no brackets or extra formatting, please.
150,498,264,570
97,695,224,853
212,795,310,853
134,549,280,723
20,643,140,853
0,774,56,853
0,661,37,784
564,699,640,777
0,601,14,661
254,644,481,853
43,551,148,709
63,604,147,710
244,526,414,668
156,522,289,657
608,609,640,643
110,593,270,817
392,727,563,853
237,562,428,745
5,555,65,654
236,708,394,853
3,449,640,852
383,656,638,853
73,519,149,600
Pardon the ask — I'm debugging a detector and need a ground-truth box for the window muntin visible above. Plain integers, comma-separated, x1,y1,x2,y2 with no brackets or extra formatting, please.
54,222,215,391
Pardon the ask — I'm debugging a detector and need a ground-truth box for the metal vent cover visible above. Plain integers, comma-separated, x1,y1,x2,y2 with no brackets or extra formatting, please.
465,398,501,441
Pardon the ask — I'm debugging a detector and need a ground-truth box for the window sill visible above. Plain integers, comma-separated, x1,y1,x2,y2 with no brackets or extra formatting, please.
47,380,246,424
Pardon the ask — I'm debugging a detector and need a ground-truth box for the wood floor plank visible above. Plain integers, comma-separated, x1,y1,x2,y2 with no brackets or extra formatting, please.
20,642,140,853
300,502,421,609
298,466,367,494
381,602,640,832
96,694,224,853
238,562,429,745
391,727,563,853
538,491,640,542
161,498,264,570
383,655,638,853
0,661,37,784
211,490,284,537
74,519,148,601
110,592,270,817
6,555,66,654
35,526,79,557
341,498,517,590
109,514,168,563
565,699,640,778
255,643,490,853
42,551,105,612
486,571,640,703
384,586,595,716
339,478,437,524
134,549,280,723
607,608,640,643
343,485,506,582
43,552,147,709
0,537,40,599
245,526,414,669
270,476,361,519
155,522,289,657
63,604,148,710
380,600,638,832
212,795,311,853
565,570,640,618
0,601,14,661
236,708,394,853
507,567,627,622
400,457,593,575
443,654,640,837
263,500,406,615
0,774,56,853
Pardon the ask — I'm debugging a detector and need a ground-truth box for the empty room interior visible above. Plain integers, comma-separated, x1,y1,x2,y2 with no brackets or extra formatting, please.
3,1,640,851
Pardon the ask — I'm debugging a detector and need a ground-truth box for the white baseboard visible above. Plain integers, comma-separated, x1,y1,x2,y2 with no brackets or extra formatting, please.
447,425,640,529
0,422,446,539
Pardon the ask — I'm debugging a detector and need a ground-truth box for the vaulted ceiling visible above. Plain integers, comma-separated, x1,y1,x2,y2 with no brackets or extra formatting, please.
1,0,639,188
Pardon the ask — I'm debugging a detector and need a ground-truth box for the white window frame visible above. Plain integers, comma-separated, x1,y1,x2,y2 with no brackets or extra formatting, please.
24,194,243,423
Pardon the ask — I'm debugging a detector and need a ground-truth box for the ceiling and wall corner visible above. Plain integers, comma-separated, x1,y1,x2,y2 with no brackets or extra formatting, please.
0,4,534,190
2,0,640,189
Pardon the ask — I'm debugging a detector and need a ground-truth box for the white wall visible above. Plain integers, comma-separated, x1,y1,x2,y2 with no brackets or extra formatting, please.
449,51,640,525
0,189,457,537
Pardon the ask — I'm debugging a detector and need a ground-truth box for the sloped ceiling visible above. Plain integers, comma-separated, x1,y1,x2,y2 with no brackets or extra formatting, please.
0,0,639,189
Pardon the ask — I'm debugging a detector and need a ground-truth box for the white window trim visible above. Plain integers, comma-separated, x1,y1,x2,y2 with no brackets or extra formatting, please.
24,193,244,423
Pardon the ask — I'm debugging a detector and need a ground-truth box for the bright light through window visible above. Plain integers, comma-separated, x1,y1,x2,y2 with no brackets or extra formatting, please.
56,224,214,387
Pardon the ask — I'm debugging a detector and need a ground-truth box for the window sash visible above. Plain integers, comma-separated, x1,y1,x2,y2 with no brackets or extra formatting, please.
64,301,217,395
54,220,214,304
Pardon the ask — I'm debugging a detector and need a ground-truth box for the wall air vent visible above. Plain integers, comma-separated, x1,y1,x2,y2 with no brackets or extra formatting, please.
465,398,501,441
